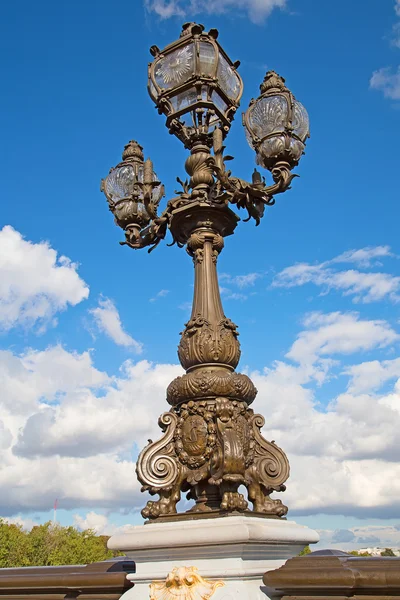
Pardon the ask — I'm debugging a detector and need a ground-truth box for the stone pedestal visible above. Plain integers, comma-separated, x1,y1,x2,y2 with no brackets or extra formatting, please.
108,515,319,600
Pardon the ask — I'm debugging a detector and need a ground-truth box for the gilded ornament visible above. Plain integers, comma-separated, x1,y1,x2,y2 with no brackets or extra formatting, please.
150,567,224,600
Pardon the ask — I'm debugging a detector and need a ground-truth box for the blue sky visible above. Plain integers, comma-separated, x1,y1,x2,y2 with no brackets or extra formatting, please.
1,0,400,550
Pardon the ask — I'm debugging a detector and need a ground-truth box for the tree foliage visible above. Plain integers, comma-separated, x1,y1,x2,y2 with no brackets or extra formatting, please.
0,520,121,568
299,545,311,555
380,547,396,556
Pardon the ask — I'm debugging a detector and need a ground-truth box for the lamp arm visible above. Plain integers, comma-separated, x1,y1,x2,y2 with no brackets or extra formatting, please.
209,128,298,225
121,192,190,253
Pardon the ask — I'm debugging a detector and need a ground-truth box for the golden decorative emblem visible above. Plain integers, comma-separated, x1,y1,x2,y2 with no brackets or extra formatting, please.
150,567,224,600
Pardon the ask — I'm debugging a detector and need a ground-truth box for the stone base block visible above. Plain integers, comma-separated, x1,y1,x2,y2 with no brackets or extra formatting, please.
108,515,319,600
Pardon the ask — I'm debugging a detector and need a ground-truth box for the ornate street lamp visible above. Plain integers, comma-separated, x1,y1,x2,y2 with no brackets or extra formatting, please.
101,23,309,521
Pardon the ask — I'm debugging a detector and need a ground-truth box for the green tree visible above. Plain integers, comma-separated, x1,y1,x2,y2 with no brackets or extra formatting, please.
0,519,31,567
0,520,122,567
27,522,116,566
299,545,311,556
349,550,372,556
380,548,395,557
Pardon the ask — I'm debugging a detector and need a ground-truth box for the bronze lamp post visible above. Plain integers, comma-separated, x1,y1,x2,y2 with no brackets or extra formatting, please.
101,23,309,522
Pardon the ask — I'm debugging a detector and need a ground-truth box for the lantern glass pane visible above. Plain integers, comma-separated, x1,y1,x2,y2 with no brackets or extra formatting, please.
211,90,228,114
292,100,309,142
198,42,217,77
170,88,198,113
105,164,136,202
258,135,286,162
148,79,157,101
154,43,195,90
217,55,241,101
290,138,305,160
249,95,288,139
244,125,255,149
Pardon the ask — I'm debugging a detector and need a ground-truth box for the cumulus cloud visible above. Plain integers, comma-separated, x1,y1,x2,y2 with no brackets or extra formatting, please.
2,313,400,519
286,312,398,365
89,298,143,351
273,246,400,303
73,511,110,534
0,344,183,514
0,226,89,332
144,0,287,22
73,511,137,535
370,67,400,100
13,356,182,459
344,357,400,393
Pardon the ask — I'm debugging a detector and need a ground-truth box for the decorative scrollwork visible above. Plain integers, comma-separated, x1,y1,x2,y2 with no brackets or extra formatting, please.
209,127,297,226
136,412,179,491
136,399,289,521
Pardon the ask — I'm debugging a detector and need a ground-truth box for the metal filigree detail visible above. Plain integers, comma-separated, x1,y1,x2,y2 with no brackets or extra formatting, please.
167,368,257,406
102,40,310,522
150,567,224,600
178,316,240,371
136,398,289,520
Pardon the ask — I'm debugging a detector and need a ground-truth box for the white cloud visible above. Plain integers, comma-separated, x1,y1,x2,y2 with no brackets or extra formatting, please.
317,523,400,551
220,272,262,288
12,356,182,459
90,298,143,351
286,312,399,366
272,246,400,303
73,511,137,535
73,511,110,534
144,0,287,23
0,345,183,514
344,357,400,393
370,67,400,100
0,226,89,332
331,246,393,267
150,289,169,302
2,317,400,519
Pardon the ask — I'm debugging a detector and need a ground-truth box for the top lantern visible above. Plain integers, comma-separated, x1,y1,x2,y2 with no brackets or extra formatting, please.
243,71,310,172
148,23,243,149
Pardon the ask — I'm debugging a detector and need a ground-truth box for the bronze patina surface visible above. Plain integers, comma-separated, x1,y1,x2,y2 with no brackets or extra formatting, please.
264,552,400,599
0,559,134,599
101,23,310,522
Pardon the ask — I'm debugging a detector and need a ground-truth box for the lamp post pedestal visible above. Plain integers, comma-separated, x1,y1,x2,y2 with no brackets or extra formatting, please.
108,515,319,600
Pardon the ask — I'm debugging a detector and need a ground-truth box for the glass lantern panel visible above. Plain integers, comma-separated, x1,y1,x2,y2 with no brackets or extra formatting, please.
290,138,305,161
211,90,228,114
170,88,198,113
292,100,309,142
105,164,137,202
244,125,255,149
217,55,241,101
148,79,157,101
154,43,195,90
198,42,217,77
248,95,288,139
257,135,286,164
